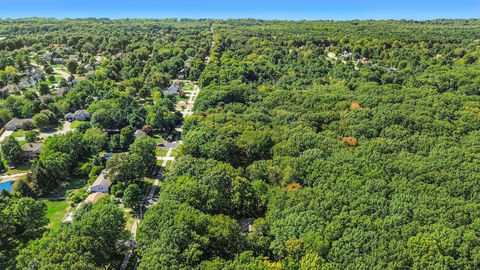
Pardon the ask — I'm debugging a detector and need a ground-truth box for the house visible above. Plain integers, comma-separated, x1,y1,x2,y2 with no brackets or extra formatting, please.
87,171,111,193
134,129,147,138
42,52,53,62
163,82,181,96
386,67,397,73
65,109,90,122
22,142,44,160
85,192,107,204
40,94,55,102
103,153,114,161
51,58,65,65
0,84,21,96
19,69,44,89
55,87,71,97
4,118,33,131
239,218,255,234
340,51,353,59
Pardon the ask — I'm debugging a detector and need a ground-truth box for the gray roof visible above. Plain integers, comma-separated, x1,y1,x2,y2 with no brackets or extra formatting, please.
1,84,21,94
5,117,33,127
56,87,71,96
164,82,180,95
22,142,44,152
134,129,147,138
91,172,112,188
74,109,89,117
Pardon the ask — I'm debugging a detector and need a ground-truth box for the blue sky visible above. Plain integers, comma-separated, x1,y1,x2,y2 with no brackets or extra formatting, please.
0,0,479,20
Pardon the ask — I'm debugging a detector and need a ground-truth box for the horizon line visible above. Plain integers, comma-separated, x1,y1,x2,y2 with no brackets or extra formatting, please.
1,17,479,22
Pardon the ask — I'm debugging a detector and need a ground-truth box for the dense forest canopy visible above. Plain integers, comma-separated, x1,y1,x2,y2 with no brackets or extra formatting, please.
1,18,480,269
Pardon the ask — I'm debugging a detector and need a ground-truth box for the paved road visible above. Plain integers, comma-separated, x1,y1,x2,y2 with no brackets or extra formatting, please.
119,84,202,270
121,28,212,270
182,84,200,117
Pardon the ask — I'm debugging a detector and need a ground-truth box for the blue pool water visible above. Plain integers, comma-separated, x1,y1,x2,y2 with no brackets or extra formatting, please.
0,181,13,192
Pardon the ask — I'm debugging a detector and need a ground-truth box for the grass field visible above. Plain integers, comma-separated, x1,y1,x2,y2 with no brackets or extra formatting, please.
120,205,136,231
170,147,179,157
11,129,27,138
5,162,32,175
156,147,169,157
71,121,87,129
44,200,70,230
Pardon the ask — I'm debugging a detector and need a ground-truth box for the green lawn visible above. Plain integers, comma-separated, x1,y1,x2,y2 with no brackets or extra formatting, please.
120,205,136,231
5,162,32,175
71,121,88,129
170,147,181,157
165,160,174,171
44,200,70,231
11,129,26,138
152,135,164,143
156,147,169,157
48,178,88,198
182,83,194,90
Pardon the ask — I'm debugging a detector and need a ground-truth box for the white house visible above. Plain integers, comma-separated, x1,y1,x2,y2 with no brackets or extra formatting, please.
87,171,111,193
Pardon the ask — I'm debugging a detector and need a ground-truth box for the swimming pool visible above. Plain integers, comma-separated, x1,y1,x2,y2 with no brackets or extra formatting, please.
0,181,13,192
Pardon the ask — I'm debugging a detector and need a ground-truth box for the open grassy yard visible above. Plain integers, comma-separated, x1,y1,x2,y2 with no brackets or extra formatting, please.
44,200,70,231
170,147,179,157
4,162,32,175
120,205,136,231
11,129,27,138
71,120,87,129
156,147,169,157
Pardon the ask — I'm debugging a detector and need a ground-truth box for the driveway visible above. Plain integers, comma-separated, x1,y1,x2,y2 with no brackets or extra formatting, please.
0,130,13,142
15,121,73,141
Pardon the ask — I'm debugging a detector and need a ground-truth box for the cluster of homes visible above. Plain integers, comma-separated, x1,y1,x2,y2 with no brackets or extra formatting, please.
338,50,397,72
63,171,112,223
62,130,149,223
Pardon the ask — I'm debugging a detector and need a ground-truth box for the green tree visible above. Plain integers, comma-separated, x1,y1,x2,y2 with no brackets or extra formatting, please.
105,153,144,184
1,136,23,166
120,125,135,150
32,112,50,130
123,183,143,212
66,59,78,74
16,201,126,269
82,127,107,154
36,80,50,95
129,136,157,176
25,130,39,143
